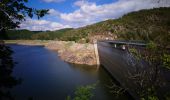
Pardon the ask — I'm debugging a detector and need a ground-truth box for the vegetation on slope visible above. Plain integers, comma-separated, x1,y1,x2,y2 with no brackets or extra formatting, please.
31,28,73,40
57,7,170,44
4,29,36,39
68,8,170,43
2,28,73,40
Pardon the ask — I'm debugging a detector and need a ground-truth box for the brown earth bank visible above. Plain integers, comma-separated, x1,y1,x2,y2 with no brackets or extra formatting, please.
5,40,97,65
46,41,97,65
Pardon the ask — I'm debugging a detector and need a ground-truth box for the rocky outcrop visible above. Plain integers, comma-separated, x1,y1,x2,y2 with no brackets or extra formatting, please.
46,41,97,65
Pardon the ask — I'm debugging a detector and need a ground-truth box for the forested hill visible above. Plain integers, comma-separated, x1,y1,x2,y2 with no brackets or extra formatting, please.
2,28,73,40
2,7,170,45
59,7,169,44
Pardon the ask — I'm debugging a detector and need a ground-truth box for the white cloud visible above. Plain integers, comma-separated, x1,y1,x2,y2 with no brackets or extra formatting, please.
19,18,71,31
60,0,170,27
49,9,60,16
42,0,65,3
74,0,92,7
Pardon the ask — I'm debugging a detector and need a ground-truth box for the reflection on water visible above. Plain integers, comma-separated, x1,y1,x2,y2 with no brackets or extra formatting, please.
9,44,129,100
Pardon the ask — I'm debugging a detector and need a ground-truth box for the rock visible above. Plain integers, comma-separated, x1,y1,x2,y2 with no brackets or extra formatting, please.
46,41,97,65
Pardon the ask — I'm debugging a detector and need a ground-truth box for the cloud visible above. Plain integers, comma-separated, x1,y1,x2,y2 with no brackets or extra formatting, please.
42,0,65,3
49,9,60,17
19,18,71,31
74,0,92,7
60,0,170,27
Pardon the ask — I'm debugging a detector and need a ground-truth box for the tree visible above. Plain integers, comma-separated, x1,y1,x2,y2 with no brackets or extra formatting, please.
0,0,49,33
66,84,96,100
108,41,170,100
0,0,48,99
126,41,170,100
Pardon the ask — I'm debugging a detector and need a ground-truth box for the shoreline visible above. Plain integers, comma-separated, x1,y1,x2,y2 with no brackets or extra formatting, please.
5,40,97,65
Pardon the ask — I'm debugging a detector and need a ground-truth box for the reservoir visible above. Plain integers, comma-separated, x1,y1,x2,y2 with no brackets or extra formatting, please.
9,44,129,100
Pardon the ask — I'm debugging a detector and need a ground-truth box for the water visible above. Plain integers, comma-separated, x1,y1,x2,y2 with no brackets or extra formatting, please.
9,44,129,100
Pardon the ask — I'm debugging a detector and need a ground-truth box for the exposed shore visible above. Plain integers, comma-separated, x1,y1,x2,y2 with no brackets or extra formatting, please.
5,40,97,65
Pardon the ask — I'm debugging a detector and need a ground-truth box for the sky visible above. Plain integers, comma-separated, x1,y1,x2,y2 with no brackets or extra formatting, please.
19,0,170,31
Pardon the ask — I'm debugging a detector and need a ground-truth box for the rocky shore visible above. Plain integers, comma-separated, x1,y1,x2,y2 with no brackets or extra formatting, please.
46,41,97,65
5,40,97,65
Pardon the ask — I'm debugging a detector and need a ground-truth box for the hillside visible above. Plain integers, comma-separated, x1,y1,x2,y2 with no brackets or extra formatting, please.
4,30,37,39
60,7,170,44
2,7,170,45
31,28,73,40
2,28,73,40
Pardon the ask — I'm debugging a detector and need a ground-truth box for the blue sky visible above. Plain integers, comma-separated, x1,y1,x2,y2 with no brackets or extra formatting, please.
20,0,170,31
26,0,115,12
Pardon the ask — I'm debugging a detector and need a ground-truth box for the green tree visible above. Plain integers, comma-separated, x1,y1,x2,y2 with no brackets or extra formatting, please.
127,41,170,100
66,84,96,100
0,0,48,99
0,0,48,33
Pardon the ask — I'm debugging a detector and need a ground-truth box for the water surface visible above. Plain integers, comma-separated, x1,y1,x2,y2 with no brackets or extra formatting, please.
10,44,129,100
